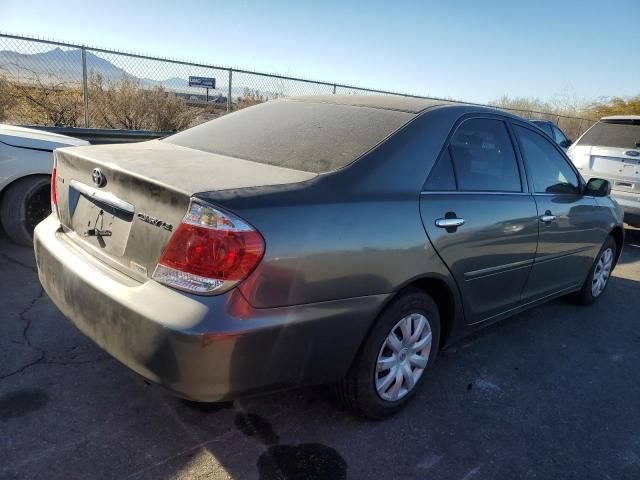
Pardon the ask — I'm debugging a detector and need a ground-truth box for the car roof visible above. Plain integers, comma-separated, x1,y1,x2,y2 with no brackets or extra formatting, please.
601,115,640,121
284,95,531,125
530,119,552,124
285,94,456,114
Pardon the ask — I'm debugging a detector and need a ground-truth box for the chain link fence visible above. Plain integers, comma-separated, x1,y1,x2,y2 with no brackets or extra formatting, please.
0,33,594,138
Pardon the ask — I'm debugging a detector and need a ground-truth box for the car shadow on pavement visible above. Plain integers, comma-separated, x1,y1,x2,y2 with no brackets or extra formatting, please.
1,230,639,480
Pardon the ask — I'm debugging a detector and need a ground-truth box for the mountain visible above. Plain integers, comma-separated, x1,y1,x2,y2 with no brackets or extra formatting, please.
0,47,127,83
0,47,280,97
140,76,190,91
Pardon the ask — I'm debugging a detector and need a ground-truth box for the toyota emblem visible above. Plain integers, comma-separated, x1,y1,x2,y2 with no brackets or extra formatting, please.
91,168,107,187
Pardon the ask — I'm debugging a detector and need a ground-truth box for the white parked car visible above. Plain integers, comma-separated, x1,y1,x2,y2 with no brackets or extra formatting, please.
568,115,640,227
0,124,89,245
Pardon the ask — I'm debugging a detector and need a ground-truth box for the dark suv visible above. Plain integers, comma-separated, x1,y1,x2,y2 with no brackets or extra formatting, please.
531,120,572,150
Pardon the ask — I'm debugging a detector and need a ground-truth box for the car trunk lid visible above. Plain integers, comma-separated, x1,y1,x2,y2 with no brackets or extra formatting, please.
53,140,316,281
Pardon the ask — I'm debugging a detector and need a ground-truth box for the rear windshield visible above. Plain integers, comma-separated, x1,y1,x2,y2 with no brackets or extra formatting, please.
577,120,640,149
164,100,413,173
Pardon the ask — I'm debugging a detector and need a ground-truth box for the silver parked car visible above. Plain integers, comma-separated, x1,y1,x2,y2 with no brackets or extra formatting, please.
34,96,624,418
0,124,89,245
567,115,640,227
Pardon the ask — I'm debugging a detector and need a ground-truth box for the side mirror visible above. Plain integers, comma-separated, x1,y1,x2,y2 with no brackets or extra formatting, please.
584,178,611,197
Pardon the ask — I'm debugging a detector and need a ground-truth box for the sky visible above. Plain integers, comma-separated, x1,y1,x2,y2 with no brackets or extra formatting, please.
1,0,638,104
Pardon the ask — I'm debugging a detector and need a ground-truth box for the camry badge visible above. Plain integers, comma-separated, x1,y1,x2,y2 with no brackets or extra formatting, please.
137,212,173,232
91,168,107,187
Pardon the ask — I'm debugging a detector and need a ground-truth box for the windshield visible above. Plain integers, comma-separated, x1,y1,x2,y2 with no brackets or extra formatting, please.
164,100,413,174
577,120,640,149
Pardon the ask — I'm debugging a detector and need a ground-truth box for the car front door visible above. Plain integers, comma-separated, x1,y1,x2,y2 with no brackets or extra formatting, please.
420,116,539,324
512,123,603,301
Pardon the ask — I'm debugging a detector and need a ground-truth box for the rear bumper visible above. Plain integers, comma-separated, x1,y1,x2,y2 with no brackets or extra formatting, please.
34,215,386,401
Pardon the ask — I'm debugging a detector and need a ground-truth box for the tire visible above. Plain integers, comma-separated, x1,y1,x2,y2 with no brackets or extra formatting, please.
0,176,51,246
336,288,441,419
573,236,616,306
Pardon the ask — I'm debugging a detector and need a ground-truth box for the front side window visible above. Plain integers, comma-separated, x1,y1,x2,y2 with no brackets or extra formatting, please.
448,118,521,192
514,125,580,194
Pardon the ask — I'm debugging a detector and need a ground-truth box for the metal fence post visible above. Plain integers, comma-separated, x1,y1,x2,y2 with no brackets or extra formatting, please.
81,47,89,128
333,84,336,94
227,69,232,113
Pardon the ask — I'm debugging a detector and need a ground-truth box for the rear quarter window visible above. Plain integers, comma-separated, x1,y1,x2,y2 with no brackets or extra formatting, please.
577,120,640,149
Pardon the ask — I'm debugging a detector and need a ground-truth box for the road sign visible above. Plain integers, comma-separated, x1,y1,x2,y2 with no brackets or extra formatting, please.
189,76,216,88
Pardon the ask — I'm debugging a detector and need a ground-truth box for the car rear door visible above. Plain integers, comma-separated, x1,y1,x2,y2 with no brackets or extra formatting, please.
512,123,604,301
420,115,539,324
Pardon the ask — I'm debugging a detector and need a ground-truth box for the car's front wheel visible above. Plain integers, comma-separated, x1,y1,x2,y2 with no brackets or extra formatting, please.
336,289,440,419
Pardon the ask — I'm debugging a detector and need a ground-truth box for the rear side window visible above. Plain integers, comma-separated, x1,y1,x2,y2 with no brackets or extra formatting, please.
164,100,413,174
577,120,640,149
448,118,521,192
514,125,580,194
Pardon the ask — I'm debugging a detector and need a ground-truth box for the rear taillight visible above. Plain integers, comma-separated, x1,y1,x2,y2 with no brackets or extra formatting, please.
51,156,58,217
152,200,265,294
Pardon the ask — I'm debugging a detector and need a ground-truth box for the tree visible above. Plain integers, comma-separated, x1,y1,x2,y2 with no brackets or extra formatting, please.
2,67,83,126
235,88,264,110
489,94,593,139
88,73,195,130
587,96,640,118
490,95,554,115
147,87,196,131
0,76,17,122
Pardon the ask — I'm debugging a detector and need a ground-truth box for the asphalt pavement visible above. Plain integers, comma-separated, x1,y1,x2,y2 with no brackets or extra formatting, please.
1,228,639,480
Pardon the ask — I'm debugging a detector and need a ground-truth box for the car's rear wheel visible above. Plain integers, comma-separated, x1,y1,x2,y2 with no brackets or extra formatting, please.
336,289,440,419
573,236,616,305
1,176,51,246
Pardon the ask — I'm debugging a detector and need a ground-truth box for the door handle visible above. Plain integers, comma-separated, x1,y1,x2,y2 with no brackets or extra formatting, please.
435,217,465,228
539,212,556,223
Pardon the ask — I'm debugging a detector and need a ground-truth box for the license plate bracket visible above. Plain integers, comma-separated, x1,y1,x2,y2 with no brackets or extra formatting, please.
69,184,133,257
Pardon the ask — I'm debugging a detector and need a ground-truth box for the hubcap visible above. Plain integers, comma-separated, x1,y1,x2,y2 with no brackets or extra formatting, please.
375,313,432,402
591,247,613,297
